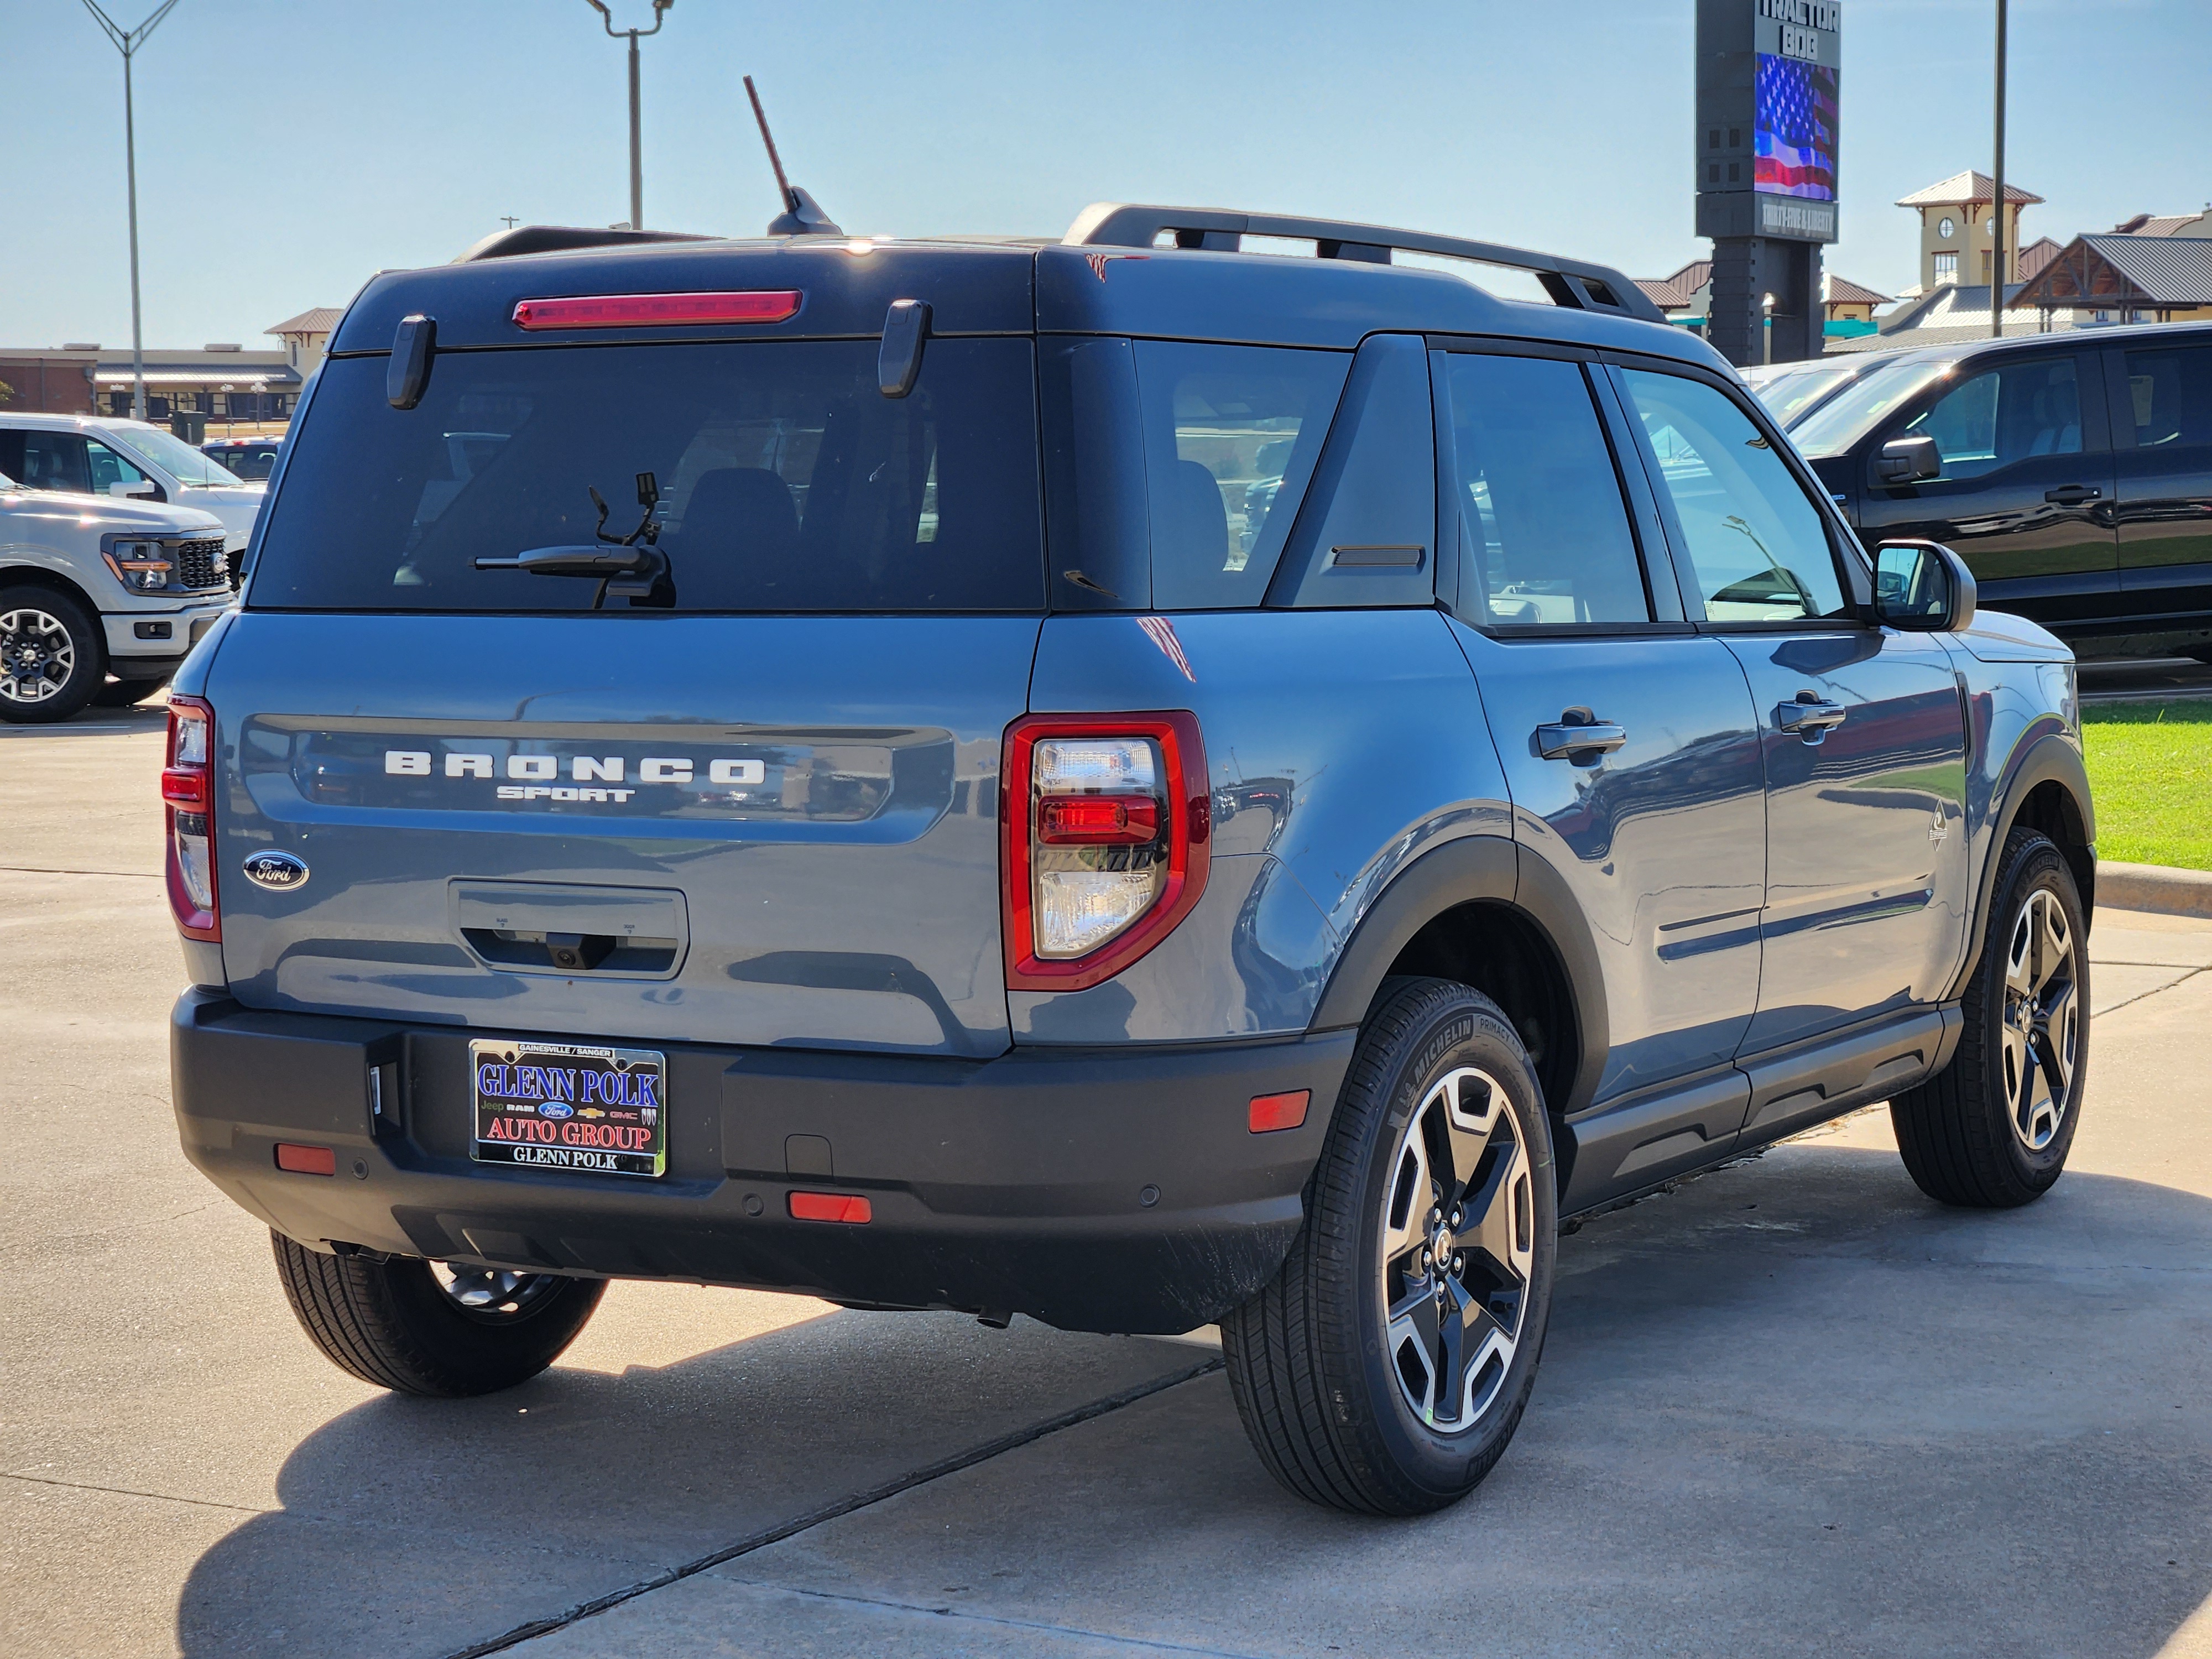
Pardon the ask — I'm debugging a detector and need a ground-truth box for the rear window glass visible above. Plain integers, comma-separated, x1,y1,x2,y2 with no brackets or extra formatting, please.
250,339,1044,612
1134,342,1348,609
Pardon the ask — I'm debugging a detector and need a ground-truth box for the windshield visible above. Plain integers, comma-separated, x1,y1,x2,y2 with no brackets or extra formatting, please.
1791,358,1956,458
251,338,1045,613
114,424,253,487
1752,359,1891,431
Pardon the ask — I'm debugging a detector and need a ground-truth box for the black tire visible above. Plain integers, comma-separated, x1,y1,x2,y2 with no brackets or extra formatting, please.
0,585,104,724
270,1230,607,1396
1892,828,2089,1207
91,670,171,707
1222,978,1558,1515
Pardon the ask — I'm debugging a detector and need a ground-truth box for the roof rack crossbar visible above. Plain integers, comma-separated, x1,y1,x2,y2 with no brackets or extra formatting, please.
1063,204,1666,325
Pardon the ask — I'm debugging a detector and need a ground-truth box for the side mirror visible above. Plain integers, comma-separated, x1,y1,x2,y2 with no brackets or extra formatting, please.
1875,539,1977,633
108,480,157,498
1874,434,1942,485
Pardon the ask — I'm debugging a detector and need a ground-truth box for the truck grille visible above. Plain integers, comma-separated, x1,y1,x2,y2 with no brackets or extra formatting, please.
175,538,230,592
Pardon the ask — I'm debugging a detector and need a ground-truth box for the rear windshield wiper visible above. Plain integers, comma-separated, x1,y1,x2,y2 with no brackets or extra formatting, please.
473,473,674,608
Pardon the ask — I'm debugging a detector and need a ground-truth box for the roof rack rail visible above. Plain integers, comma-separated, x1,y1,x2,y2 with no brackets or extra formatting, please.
1063,204,1666,326
453,225,718,264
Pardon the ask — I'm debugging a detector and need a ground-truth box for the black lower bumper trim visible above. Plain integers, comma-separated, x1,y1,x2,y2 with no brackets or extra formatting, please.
170,992,1355,1334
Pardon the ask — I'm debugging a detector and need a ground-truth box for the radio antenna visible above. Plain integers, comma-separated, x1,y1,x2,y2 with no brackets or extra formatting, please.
743,74,843,236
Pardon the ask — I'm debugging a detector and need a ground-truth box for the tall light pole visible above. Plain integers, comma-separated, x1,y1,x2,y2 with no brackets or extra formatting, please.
584,0,672,231
80,0,182,423
1991,0,2008,339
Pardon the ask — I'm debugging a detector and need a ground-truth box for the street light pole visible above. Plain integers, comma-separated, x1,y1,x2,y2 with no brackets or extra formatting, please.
1992,0,2008,339
585,0,672,231
80,0,183,424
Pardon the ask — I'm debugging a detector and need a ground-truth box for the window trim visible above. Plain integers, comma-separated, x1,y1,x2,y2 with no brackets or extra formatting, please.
1602,358,1873,634
1426,336,1685,640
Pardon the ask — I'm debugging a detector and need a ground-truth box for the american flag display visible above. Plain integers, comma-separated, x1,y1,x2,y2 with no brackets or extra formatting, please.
1754,53,1838,202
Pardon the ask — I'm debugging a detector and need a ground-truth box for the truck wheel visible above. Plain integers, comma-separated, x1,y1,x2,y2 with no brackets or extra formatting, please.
1222,978,1557,1515
270,1230,607,1396
1892,828,2088,1207
0,587,103,724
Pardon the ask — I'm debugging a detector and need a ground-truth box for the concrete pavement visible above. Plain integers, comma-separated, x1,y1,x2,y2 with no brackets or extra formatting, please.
4,704,2211,1658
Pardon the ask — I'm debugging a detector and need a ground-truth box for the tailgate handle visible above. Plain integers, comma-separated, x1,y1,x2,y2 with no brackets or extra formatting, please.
451,881,688,979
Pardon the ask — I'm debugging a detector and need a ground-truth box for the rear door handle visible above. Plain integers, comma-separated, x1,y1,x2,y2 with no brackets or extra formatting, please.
1777,693,1847,741
1535,710,1629,762
2044,485,2103,505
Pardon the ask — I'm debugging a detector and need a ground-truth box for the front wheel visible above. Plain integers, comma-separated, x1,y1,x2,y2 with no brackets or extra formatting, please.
0,587,103,724
270,1230,606,1396
1891,828,2088,1207
1222,978,1557,1515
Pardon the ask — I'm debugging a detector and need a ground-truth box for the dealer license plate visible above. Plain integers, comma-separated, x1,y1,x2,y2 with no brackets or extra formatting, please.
471,1039,667,1178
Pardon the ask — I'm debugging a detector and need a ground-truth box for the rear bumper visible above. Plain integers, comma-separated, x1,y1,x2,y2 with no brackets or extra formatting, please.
170,991,1355,1334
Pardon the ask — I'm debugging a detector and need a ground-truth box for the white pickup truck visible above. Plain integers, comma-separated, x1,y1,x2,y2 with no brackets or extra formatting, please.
0,473,234,722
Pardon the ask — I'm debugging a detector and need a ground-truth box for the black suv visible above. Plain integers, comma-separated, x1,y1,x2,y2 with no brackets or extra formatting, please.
1791,322,2212,661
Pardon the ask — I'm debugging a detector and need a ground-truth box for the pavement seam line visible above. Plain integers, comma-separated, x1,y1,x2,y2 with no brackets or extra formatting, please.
2096,966,2208,1019
0,865,163,879
726,1579,1271,1657
2,1470,275,1516
439,1354,1227,1659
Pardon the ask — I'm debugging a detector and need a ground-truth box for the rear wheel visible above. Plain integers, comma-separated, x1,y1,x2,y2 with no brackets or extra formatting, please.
1892,829,2088,1207
1222,978,1556,1515
270,1230,606,1396
0,587,103,724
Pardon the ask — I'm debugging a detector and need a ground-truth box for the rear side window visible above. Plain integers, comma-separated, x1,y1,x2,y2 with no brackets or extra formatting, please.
1903,355,2083,479
1621,368,1848,622
1441,353,1648,625
251,339,1044,612
0,431,94,494
2122,342,2212,447
1134,342,1348,610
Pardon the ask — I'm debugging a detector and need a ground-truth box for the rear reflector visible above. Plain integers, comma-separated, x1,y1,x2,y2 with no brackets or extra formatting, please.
1248,1090,1311,1134
789,1191,873,1224
274,1142,337,1176
512,290,802,330
1037,794,1159,846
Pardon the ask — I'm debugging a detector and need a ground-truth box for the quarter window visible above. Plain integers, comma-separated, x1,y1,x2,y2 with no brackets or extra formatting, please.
1621,368,1848,623
1441,353,1648,625
1905,357,2082,479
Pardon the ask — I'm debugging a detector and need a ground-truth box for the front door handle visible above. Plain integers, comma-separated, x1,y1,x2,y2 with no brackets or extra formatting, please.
1777,692,1847,742
1535,708,1629,763
2044,485,2103,505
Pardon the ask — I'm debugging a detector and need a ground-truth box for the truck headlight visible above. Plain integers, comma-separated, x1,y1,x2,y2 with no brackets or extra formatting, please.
102,538,174,592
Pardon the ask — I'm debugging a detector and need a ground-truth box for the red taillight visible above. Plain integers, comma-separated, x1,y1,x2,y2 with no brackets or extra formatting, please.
164,695,219,942
274,1142,335,1176
1001,712,1209,993
510,290,802,330
1248,1090,1311,1134
789,1191,873,1224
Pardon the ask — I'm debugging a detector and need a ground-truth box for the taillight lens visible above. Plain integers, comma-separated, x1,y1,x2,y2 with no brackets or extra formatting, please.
164,696,219,941
1002,713,1209,991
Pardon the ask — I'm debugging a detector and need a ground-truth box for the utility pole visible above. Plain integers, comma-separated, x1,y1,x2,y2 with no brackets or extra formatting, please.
584,0,672,231
1992,0,2008,338
80,0,183,424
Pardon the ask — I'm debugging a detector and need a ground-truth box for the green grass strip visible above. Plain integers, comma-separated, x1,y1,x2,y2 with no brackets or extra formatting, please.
2081,697,2212,870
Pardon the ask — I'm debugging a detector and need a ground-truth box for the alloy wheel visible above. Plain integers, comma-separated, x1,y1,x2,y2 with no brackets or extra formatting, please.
1378,1065,1535,1432
0,608,76,705
2001,886,2079,1152
432,1262,564,1321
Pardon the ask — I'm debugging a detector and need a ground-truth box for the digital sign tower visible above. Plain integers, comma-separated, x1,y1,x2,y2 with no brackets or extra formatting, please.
1695,0,1840,366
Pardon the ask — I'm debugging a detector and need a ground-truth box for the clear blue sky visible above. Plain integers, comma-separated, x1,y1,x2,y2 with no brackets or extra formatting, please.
5,0,2207,348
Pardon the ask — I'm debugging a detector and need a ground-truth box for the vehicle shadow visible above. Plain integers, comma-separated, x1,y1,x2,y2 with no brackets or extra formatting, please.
173,1144,2212,1659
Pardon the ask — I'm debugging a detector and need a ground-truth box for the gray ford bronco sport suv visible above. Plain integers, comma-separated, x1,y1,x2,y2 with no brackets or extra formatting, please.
165,206,2094,1516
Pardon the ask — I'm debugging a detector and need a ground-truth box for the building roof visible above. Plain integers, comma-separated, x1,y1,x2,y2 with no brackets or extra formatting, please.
2012,235,2212,310
1895,171,2045,208
1634,259,1711,311
265,306,345,338
2017,236,2064,281
2110,211,2212,238
1825,274,1891,306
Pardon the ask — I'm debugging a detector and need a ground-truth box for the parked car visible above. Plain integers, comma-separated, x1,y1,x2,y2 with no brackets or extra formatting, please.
0,414,266,557
164,207,2093,1516
201,434,286,482
1788,321,2212,661
1742,349,1907,431
0,471,233,720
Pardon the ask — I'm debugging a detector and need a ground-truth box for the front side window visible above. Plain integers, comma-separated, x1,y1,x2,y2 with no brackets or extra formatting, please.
2122,343,2212,448
1903,356,2081,479
0,431,93,494
1622,368,1847,623
1133,342,1348,609
1442,353,1648,625
84,438,152,494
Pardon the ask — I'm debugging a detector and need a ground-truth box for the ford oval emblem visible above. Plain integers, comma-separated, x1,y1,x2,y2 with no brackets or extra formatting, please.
241,850,310,891
539,1101,574,1120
